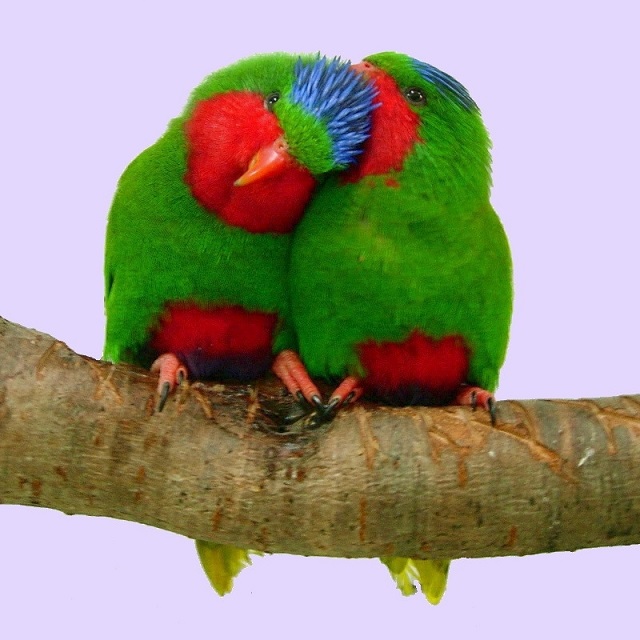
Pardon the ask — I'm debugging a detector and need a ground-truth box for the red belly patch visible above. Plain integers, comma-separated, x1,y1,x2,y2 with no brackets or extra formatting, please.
150,303,278,381
357,331,469,405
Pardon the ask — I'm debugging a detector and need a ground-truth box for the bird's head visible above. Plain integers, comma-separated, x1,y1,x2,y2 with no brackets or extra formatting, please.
346,52,492,205
181,53,376,233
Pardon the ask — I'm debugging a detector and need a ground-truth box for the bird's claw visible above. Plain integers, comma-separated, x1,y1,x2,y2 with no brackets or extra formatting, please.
287,392,333,428
304,396,340,429
319,377,363,423
269,391,327,429
272,350,323,407
455,385,497,426
274,358,362,429
284,392,345,429
151,353,188,412
157,381,172,412
487,396,497,426
306,388,362,428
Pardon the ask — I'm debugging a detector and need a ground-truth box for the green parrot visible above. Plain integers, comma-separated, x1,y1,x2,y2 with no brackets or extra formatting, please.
284,52,513,603
103,52,376,595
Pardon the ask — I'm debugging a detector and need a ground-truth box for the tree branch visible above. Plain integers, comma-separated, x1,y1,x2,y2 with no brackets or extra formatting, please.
1,316,639,560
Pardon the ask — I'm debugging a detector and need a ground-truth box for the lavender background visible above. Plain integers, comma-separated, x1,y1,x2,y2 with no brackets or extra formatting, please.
2,1,638,637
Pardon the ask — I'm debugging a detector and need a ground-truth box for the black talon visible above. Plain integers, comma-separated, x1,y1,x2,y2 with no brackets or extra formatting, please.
321,396,342,419
177,370,185,385
259,395,311,428
487,396,497,426
261,390,328,429
306,396,344,429
282,399,312,425
295,391,325,410
470,389,478,411
307,411,328,429
157,381,171,412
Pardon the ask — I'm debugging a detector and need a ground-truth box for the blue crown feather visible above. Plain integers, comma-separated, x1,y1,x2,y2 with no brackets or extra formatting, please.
411,58,477,111
290,55,378,167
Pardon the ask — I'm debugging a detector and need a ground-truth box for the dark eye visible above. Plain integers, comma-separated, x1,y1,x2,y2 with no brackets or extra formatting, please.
265,91,280,111
404,87,426,106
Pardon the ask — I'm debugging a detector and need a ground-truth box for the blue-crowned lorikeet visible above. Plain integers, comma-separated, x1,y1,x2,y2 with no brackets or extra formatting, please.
284,52,513,603
103,52,376,595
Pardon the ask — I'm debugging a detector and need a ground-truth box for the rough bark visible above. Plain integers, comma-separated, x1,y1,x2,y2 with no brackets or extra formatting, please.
1,316,639,560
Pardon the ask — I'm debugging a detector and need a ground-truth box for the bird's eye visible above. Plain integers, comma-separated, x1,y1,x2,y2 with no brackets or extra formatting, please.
404,87,427,106
265,92,280,111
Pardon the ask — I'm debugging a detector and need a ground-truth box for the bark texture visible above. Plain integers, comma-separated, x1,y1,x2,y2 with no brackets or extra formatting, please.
1,316,639,560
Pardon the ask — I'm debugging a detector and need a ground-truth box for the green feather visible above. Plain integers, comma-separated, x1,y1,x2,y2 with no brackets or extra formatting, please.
103,121,295,365
380,557,450,604
196,540,262,596
290,52,512,391
104,54,306,599
103,52,375,596
289,52,513,603
103,52,359,366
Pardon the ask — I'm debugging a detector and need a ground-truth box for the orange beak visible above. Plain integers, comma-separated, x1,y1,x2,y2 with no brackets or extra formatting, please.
234,137,292,186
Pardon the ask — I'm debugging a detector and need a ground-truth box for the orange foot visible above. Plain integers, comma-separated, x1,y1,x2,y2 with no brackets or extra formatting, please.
455,385,497,425
325,376,364,416
150,353,188,411
272,350,323,409
305,375,363,428
272,352,362,427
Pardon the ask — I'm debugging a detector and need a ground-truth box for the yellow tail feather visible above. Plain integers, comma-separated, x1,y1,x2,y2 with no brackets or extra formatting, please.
195,540,261,596
380,556,450,605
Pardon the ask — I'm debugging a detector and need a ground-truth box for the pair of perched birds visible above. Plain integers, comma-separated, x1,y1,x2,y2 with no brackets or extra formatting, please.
103,51,513,604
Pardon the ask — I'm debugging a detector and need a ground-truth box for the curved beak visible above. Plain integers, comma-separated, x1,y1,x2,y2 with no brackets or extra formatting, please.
234,137,292,186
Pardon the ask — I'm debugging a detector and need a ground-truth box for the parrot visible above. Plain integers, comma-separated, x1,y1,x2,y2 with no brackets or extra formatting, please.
103,52,377,596
283,52,513,603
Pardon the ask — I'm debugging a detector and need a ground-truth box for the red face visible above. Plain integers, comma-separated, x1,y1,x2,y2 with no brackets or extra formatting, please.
183,91,316,234
343,62,422,183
